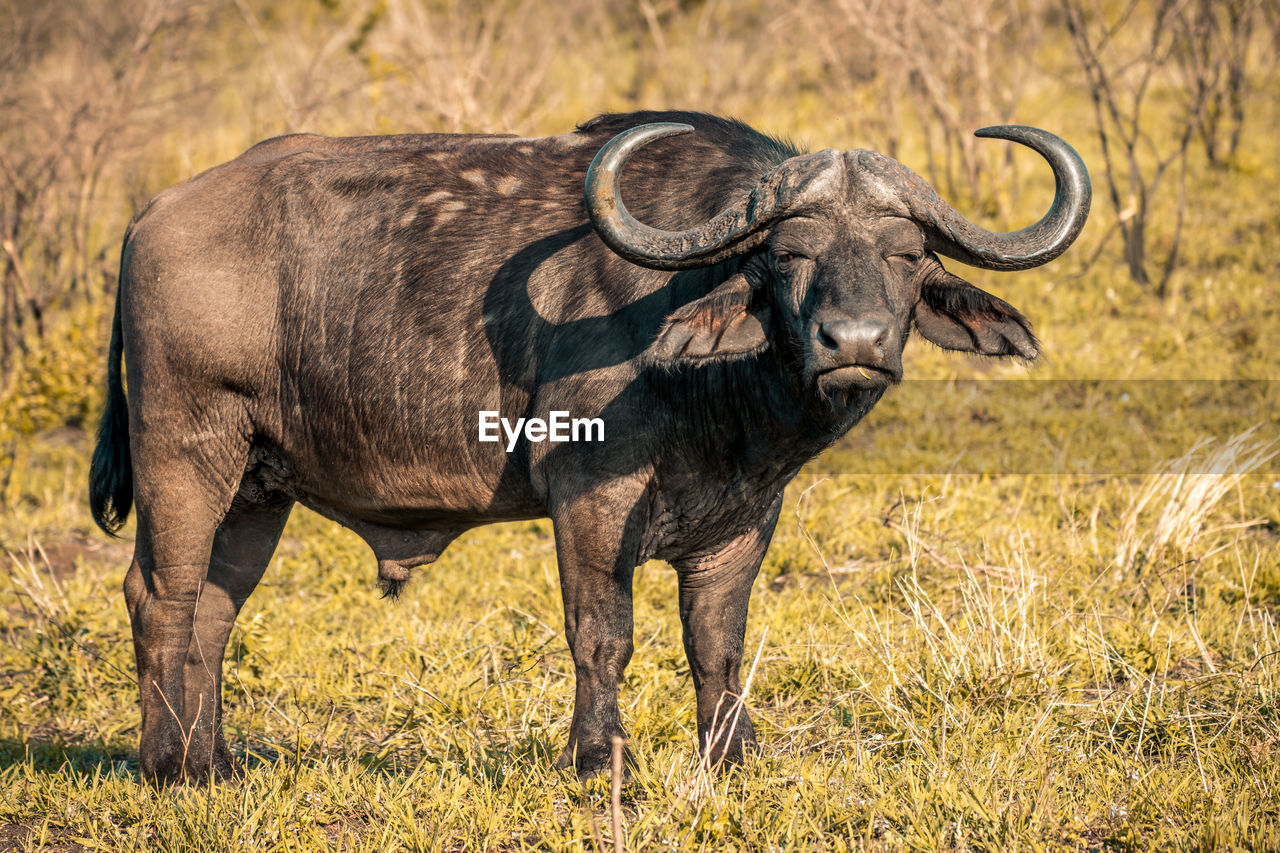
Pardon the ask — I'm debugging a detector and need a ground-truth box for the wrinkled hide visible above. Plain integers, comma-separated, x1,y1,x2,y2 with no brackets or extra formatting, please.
89,111,1087,782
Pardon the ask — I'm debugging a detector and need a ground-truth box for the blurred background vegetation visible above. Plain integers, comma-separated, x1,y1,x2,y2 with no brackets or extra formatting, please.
1,0,1279,848
0,0,1276,471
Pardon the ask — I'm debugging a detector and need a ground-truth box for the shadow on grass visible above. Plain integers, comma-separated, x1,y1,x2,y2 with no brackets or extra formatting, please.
191,730,567,784
0,729,579,790
0,736,135,777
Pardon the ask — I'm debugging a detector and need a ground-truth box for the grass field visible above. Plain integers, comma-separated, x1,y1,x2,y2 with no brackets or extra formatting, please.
2,1,1279,849
3,426,1278,850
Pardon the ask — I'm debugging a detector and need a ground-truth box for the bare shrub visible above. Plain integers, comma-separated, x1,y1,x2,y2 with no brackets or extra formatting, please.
225,0,379,135
354,0,596,133
1171,0,1264,169
795,0,1051,206
0,0,197,382
1060,0,1264,295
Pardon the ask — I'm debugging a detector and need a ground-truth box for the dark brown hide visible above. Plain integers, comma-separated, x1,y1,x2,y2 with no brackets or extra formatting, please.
89,111,1088,783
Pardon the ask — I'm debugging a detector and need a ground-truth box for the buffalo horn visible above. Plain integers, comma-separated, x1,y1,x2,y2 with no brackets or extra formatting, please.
585,122,841,271
853,125,1091,271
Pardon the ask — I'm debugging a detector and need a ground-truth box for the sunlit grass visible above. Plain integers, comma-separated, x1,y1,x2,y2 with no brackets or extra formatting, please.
2,1,1279,849
3,429,1278,849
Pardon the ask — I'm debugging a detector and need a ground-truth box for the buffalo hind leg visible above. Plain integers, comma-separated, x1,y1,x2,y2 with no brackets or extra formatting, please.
181,494,293,781
672,498,781,770
550,483,645,778
124,426,249,784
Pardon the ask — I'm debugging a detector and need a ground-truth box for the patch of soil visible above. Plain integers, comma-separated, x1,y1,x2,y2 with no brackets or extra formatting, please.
12,532,131,579
0,823,89,852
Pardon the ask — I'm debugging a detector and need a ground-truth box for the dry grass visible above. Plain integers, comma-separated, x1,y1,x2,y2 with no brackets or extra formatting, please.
1115,428,1277,572
2,0,1279,849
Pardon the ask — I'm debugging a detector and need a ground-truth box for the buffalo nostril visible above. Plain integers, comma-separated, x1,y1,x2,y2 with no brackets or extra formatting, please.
813,316,898,369
817,321,842,351
817,319,890,351
869,320,891,349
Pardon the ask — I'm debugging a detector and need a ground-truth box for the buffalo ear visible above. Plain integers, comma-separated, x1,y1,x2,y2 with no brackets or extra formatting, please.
913,261,1038,359
646,273,772,365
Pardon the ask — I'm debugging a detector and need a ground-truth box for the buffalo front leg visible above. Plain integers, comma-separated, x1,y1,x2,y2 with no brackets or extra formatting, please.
550,484,645,778
181,495,293,781
672,497,781,770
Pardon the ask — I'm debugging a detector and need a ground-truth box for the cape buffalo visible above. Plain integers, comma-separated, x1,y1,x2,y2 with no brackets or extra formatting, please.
89,110,1089,783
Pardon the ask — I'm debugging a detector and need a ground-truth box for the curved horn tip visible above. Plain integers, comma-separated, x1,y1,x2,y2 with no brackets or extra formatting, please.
972,124,1090,187
972,125,1086,166
974,124,1039,141
907,124,1090,270
585,123,696,182
647,121,695,134
585,122,695,183
611,122,695,145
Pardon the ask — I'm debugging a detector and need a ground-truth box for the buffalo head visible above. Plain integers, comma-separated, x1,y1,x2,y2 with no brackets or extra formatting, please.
585,123,1090,401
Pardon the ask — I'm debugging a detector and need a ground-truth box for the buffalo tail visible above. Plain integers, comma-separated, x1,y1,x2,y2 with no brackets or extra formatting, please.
89,236,133,536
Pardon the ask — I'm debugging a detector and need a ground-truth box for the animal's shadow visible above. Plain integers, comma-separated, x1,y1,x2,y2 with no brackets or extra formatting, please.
477,225,722,562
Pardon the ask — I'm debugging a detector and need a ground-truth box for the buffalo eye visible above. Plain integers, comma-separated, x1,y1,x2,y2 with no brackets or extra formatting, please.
773,249,804,271
888,250,923,265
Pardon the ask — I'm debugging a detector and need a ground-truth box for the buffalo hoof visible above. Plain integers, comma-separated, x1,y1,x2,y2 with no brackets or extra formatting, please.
140,744,241,787
699,714,759,773
554,739,634,781
702,734,759,774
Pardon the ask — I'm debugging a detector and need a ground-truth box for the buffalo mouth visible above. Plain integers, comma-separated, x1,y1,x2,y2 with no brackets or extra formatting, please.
816,363,900,392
